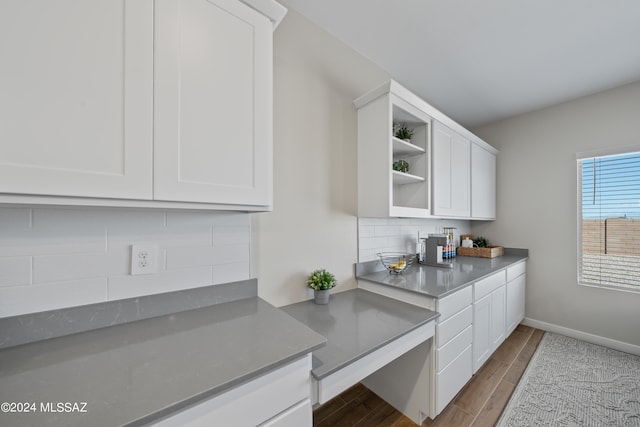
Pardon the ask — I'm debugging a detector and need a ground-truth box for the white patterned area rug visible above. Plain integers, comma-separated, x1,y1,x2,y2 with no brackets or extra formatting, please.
497,332,640,427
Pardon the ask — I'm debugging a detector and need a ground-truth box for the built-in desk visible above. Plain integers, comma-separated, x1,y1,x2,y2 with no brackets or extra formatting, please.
281,289,439,424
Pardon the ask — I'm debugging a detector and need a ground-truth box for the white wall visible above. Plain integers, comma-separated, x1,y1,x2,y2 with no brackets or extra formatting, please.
471,81,640,347
0,207,250,317
251,5,391,307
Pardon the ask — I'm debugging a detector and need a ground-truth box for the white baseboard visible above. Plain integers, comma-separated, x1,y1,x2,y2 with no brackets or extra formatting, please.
522,317,640,356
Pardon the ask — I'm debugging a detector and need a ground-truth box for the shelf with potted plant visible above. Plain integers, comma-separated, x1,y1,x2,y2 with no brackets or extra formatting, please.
392,169,425,185
354,81,433,218
392,137,426,156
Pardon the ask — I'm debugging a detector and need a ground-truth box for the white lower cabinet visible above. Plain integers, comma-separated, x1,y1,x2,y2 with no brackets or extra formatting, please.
258,399,311,427
150,355,312,427
472,271,507,373
358,261,527,419
506,262,527,336
433,286,473,415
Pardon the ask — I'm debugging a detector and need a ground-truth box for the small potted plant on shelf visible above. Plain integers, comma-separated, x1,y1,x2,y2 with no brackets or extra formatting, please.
393,160,409,173
307,269,336,305
393,122,414,142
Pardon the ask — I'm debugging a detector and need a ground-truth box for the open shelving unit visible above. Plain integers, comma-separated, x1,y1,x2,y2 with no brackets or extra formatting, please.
355,82,433,218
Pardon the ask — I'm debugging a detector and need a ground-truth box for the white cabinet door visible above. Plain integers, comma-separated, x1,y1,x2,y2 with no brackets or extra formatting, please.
473,282,506,373
154,0,272,207
470,143,496,219
473,292,491,372
432,122,470,217
0,0,153,199
490,285,506,350
506,274,526,335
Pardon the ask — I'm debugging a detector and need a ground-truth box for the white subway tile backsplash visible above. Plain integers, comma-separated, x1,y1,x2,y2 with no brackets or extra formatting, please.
359,249,379,262
358,218,389,226
374,225,401,236
358,226,375,238
32,208,106,228
0,278,107,317
0,257,31,287
358,236,389,250
213,225,251,246
211,243,250,265
213,262,250,285
107,267,213,301
0,229,107,257
358,217,472,262
166,246,217,270
0,208,252,318
211,212,253,227
33,253,112,283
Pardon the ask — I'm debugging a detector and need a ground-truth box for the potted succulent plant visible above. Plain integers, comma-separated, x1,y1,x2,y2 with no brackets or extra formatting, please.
393,160,409,173
307,269,337,305
393,122,414,142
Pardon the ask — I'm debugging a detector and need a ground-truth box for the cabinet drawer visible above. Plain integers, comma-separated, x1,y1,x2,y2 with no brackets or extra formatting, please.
259,399,311,427
436,305,472,346
474,270,506,301
151,355,311,427
436,286,472,321
507,262,526,282
436,325,472,372
435,344,472,415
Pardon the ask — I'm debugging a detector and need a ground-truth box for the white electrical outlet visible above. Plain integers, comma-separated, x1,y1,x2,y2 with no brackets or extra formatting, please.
131,244,159,275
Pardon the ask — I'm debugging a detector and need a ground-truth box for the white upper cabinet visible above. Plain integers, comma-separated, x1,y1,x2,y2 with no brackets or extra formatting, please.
354,81,433,218
0,0,153,200
355,80,497,220
0,0,284,211
471,142,497,220
432,122,471,218
154,0,273,207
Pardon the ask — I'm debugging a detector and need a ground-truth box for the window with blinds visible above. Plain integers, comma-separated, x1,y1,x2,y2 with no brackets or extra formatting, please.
577,149,640,292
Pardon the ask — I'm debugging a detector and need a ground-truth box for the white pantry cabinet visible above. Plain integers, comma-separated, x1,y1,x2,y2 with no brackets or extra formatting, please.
0,0,285,211
472,270,506,373
151,355,312,427
432,122,471,218
0,0,154,200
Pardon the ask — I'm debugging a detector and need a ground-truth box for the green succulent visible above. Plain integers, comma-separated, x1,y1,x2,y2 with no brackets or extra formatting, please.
473,236,488,248
393,160,409,173
307,269,337,291
393,122,414,141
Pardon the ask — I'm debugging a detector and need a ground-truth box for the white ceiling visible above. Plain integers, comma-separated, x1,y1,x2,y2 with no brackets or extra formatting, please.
283,0,640,127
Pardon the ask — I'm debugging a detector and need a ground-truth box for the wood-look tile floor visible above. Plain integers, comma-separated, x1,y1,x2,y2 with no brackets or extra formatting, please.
313,324,545,427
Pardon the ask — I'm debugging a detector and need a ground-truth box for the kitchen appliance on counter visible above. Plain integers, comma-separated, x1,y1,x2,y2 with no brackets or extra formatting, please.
419,234,454,269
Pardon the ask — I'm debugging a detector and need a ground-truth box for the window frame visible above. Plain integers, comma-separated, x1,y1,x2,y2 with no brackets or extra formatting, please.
576,145,640,294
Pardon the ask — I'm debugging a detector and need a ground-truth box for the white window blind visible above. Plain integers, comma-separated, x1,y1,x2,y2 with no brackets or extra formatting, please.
577,149,640,292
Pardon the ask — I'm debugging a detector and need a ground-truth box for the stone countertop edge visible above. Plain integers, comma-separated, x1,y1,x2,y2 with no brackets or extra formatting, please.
1,279,261,349
0,295,326,427
356,248,528,299
281,289,439,381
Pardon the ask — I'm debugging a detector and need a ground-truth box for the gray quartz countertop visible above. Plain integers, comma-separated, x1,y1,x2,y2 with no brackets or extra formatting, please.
281,289,439,380
0,297,326,427
357,249,528,299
